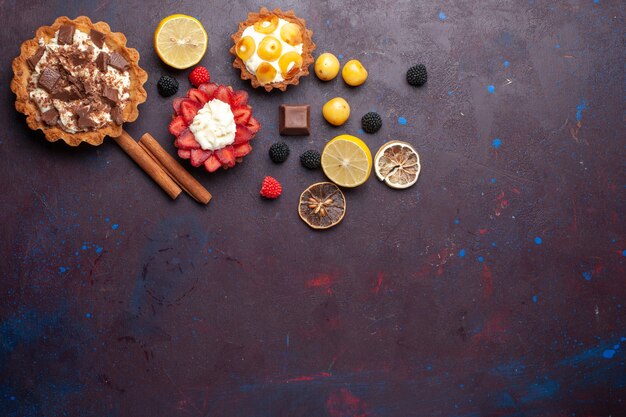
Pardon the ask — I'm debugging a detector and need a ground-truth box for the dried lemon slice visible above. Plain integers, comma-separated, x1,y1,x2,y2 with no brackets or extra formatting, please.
374,141,421,189
154,14,208,69
298,182,346,229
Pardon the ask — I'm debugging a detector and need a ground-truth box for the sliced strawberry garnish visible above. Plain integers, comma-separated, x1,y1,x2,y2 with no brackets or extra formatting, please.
234,125,253,144
233,142,252,158
204,154,222,172
190,149,212,167
215,145,236,167
187,89,210,106
179,99,201,125
174,129,200,150
214,85,232,104
172,97,185,115
246,117,261,134
198,82,219,99
232,105,252,126
177,149,191,159
168,116,187,136
230,90,249,107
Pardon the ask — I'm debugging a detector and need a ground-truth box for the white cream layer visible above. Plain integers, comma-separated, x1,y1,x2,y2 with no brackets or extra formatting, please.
189,99,236,151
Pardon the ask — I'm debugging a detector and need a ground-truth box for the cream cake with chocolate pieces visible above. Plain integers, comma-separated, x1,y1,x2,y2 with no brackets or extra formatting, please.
12,16,147,146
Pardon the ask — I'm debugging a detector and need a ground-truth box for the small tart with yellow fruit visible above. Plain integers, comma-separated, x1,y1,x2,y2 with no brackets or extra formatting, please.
230,7,315,92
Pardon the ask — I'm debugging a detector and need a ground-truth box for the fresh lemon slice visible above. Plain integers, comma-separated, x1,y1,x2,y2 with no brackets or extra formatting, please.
154,14,208,69
321,135,372,188
374,140,421,189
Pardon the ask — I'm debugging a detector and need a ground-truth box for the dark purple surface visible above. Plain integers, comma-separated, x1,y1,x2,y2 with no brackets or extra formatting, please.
1,1,625,416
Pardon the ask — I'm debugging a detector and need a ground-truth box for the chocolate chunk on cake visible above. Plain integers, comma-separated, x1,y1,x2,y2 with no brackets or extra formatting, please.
58,24,75,45
37,67,61,92
108,52,129,71
95,52,109,72
41,108,59,125
27,47,45,71
90,29,106,49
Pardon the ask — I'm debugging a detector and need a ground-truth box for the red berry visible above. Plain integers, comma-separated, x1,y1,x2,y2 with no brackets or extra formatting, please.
189,66,210,87
260,176,282,199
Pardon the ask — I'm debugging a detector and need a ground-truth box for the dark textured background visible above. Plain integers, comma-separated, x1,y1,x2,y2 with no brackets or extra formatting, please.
1,1,625,416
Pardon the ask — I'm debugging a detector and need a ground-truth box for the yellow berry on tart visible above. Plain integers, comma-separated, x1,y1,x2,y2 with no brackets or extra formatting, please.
169,83,260,172
230,8,315,92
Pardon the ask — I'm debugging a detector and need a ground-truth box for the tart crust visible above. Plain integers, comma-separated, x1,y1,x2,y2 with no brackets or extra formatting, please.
230,8,316,92
11,16,148,146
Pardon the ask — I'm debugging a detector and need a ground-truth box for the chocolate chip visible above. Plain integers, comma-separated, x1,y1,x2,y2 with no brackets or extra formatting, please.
90,29,106,49
108,52,129,71
110,107,123,125
101,85,118,105
58,24,75,45
37,67,61,93
95,52,109,72
41,108,59,125
27,47,45,71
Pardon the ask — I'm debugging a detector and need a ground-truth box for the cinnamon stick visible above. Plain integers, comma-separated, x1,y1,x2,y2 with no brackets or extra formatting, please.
138,133,212,205
112,130,182,200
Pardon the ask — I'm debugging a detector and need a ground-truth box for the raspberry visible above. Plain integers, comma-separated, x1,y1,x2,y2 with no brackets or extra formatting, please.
407,64,427,87
299,150,321,169
157,75,179,97
361,112,382,133
260,176,282,199
189,66,210,87
269,141,290,163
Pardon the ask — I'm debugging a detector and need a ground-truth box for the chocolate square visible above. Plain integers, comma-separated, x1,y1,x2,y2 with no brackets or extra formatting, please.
110,107,123,125
27,46,45,71
95,52,109,72
51,87,81,102
41,108,59,125
279,104,310,135
37,67,61,93
90,29,106,49
108,52,129,71
58,24,75,45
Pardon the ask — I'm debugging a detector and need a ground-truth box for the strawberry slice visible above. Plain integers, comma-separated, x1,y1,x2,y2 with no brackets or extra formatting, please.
234,125,253,144
198,82,219,99
174,129,200,150
233,142,252,158
215,145,236,167
187,89,210,106
232,105,252,126
246,117,261,134
230,90,249,107
204,154,222,172
172,97,185,115
177,149,191,159
179,99,201,125
190,149,212,167
168,116,187,136
214,85,232,104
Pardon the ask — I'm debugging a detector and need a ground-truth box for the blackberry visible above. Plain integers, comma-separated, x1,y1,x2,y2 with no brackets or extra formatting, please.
300,150,321,169
406,64,428,87
361,112,382,133
269,141,290,163
157,75,179,97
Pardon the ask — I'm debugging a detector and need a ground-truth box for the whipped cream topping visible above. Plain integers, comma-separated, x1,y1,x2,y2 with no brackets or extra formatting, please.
189,99,236,151
241,18,303,84
27,27,131,133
